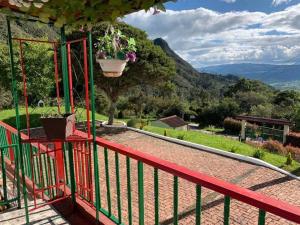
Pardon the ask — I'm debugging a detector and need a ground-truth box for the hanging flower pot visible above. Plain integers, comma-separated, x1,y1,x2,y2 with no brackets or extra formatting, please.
40,113,75,140
95,25,137,77
96,59,127,77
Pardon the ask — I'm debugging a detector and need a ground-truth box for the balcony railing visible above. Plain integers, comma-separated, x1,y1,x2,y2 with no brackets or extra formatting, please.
1,120,300,225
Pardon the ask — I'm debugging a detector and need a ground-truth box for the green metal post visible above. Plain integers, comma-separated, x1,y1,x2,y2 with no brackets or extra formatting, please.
154,168,159,225
258,209,266,225
104,148,112,215
6,17,29,224
115,152,122,223
195,185,202,225
60,26,76,205
138,161,144,225
224,196,231,225
126,157,133,225
88,30,101,221
1,148,7,202
173,176,178,225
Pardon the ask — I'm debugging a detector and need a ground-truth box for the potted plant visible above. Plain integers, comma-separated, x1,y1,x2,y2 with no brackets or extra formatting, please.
95,26,137,77
40,113,76,140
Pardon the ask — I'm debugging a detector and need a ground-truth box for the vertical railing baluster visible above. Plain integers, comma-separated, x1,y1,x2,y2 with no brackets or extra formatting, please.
173,176,178,225
196,185,202,225
224,196,231,225
138,161,144,225
126,156,133,225
258,209,266,225
104,147,112,215
1,147,7,202
115,152,122,223
154,168,159,225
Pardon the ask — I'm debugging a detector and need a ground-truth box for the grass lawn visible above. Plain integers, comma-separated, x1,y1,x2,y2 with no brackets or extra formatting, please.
0,107,108,129
143,126,300,175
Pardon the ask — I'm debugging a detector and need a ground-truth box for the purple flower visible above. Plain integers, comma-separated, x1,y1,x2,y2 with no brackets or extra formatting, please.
126,52,137,62
96,50,106,59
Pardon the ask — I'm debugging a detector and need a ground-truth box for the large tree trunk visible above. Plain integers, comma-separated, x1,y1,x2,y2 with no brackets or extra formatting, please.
108,100,117,125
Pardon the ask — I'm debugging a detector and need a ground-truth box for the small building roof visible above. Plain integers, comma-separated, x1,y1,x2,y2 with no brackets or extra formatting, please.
236,115,292,126
159,115,188,128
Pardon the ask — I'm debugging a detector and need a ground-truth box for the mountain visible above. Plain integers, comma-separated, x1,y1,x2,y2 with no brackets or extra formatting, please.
153,38,239,99
200,63,300,89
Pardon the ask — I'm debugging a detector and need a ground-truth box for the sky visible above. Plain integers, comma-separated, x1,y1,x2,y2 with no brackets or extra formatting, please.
124,0,300,67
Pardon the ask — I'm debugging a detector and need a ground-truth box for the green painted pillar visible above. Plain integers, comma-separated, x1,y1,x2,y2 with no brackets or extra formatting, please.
88,30,101,222
6,17,29,224
60,26,76,205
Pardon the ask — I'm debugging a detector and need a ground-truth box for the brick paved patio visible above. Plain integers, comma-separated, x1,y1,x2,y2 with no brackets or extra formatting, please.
94,128,300,225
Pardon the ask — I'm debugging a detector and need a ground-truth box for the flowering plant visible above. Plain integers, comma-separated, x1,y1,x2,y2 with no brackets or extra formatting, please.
95,27,137,63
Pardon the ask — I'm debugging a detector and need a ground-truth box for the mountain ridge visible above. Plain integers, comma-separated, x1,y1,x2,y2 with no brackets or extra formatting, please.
200,63,300,89
153,38,240,99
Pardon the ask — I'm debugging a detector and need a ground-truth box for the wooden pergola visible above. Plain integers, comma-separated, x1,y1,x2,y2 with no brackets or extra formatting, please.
236,115,292,143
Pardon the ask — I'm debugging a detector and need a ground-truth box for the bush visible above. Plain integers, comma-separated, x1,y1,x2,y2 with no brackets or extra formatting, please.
223,117,241,135
286,152,293,165
285,145,300,161
127,119,139,128
127,118,148,129
230,146,238,153
262,140,286,155
253,149,265,159
286,132,300,148
177,134,185,140
164,130,167,136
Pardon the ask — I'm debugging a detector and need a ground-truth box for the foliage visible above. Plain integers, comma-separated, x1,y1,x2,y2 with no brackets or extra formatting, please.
286,152,293,166
177,134,185,140
0,107,108,129
286,132,300,148
223,117,241,135
6,0,169,28
69,22,176,125
143,125,300,174
197,98,240,127
127,118,148,129
262,140,287,155
0,86,12,109
95,26,136,61
0,41,57,105
253,148,265,159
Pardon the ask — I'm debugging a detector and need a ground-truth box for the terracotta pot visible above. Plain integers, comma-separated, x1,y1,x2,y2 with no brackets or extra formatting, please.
40,114,75,140
96,59,127,77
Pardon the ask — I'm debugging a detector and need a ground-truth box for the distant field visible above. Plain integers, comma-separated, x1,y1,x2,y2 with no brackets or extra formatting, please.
143,126,300,175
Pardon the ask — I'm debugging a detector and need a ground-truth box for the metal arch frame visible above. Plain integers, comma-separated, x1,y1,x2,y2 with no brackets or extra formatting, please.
5,16,100,224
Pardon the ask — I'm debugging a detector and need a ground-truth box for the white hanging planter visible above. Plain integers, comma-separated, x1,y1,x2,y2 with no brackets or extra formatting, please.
96,59,127,77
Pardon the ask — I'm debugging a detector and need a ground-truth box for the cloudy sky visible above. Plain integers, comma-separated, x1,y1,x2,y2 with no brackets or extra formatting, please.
124,0,300,67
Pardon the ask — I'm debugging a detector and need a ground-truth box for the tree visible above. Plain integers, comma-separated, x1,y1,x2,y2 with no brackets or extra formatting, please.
90,23,176,124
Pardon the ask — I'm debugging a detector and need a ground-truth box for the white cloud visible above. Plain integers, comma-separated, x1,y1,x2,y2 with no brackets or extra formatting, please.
222,0,236,3
272,0,291,6
124,4,300,67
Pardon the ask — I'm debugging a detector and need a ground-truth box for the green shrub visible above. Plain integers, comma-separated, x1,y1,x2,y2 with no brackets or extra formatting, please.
286,152,293,165
177,134,185,140
127,118,148,129
230,146,238,153
164,129,167,136
223,117,241,135
262,140,286,155
253,149,265,159
127,119,139,128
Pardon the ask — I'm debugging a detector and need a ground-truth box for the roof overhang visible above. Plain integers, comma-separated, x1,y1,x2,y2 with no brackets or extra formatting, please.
0,0,171,26
236,115,292,126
